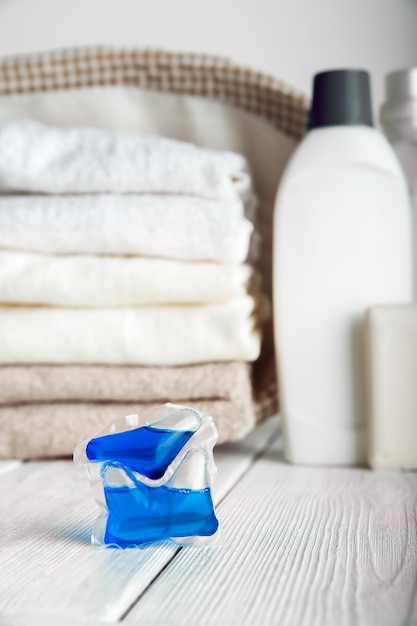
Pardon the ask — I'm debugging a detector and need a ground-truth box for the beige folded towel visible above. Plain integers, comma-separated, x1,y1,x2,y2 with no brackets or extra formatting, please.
0,397,255,459
0,297,267,365
0,361,252,404
0,193,253,263
0,359,256,461
0,250,258,307
0,120,255,205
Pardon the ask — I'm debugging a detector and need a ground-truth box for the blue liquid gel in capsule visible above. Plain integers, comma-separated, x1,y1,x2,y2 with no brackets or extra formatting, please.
103,482,219,547
86,426,194,479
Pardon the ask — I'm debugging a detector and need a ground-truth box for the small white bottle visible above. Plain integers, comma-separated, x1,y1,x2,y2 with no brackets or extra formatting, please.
273,69,412,466
380,67,417,299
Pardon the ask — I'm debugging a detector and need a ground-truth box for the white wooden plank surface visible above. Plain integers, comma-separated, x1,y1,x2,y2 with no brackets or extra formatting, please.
213,415,279,502
0,460,176,624
0,460,21,476
126,438,417,626
0,417,278,624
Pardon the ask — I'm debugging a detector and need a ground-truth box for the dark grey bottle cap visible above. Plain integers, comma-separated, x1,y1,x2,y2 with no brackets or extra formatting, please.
308,69,373,129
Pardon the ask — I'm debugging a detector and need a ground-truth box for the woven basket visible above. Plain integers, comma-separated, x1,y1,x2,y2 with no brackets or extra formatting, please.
0,45,309,423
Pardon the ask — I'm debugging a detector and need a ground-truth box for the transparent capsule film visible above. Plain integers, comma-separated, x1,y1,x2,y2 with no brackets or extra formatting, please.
74,404,221,548
94,449,219,548
74,404,202,479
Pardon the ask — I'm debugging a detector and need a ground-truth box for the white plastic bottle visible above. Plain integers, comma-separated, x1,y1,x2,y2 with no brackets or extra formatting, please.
273,69,412,466
380,67,417,299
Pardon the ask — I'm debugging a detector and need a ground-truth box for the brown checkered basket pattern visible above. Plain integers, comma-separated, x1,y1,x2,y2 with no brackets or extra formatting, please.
0,46,309,141
0,45,310,422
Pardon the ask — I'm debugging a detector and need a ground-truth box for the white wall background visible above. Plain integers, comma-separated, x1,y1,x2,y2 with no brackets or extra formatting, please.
0,0,416,117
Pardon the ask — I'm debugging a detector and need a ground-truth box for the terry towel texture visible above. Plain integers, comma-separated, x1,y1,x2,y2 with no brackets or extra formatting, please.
0,297,267,364
0,116,269,457
0,361,252,404
0,397,254,459
0,361,256,458
0,120,255,204
0,194,253,262
0,250,258,306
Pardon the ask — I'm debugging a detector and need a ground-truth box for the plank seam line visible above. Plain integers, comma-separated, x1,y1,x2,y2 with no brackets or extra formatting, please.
119,547,182,622
119,423,281,622
215,426,281,507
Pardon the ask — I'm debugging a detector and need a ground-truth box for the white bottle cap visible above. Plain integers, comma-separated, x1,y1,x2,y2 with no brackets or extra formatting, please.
380,67,417,141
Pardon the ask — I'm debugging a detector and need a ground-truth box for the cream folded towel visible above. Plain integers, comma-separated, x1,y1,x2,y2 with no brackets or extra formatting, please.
0,194,253,262
0,250,258,306
0,120,255,204
0,297,267,365
0,361,252,403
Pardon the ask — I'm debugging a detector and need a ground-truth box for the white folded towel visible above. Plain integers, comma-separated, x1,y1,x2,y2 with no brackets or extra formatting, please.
0,120,255,205
0,296,267,365
0,250,258,306
0,193,253,262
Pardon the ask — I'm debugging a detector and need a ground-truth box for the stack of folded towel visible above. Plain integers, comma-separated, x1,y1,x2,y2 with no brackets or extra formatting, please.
0,120,269,459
